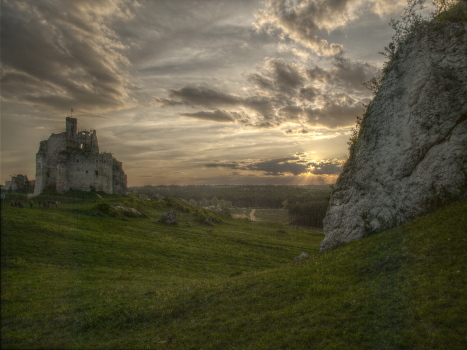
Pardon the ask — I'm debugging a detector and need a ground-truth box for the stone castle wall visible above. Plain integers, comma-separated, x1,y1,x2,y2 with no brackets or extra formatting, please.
34,117,127,195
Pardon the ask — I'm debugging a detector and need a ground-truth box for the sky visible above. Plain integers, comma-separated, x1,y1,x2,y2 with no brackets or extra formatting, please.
1,0,417,186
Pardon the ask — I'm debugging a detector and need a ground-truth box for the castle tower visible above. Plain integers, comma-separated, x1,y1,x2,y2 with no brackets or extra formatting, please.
66,117,77,135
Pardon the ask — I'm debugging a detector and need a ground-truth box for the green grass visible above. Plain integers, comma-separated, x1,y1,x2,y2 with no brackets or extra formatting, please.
1,193,466,349
230,208,290,224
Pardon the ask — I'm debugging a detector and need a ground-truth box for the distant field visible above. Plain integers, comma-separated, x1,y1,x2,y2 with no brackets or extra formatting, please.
231,208,289,224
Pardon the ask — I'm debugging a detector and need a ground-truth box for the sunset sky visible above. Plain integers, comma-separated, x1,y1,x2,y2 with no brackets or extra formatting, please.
1,0,423,186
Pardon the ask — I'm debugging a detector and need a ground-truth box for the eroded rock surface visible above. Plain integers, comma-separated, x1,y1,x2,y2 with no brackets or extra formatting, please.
322,21,467,251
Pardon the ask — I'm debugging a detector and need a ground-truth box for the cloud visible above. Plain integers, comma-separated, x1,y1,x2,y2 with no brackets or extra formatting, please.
254,0,351,56
254,0,407,56
180,110,240,123
156,54,373,129
204,156,345,177
166,85,240,107
325,55,382,91
204,162,242,169
150,0,392,131
268,59,305,91
304,92,363,128
205,157,308,176
246,157,308,176
285,128,310,135
0,0,138,112
308,159,344,175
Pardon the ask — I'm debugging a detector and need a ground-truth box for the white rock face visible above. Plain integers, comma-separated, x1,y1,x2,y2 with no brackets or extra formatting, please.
321,21,467,251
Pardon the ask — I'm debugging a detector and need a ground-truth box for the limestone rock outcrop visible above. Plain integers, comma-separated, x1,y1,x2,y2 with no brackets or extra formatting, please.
321,20,467,251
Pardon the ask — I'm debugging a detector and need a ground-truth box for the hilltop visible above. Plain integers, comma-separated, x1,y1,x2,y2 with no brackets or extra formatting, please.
1,192,466,349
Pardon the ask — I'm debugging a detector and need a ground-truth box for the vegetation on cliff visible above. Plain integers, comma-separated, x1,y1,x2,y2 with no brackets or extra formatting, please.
348,0,466,157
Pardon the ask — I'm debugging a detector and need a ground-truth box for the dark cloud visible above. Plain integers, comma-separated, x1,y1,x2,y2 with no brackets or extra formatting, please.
307,57,381,92
308,160,344,175
305,93,363,128
248,58,305,94
203,156,344,177
307,66,331,82
0,0,137,112
167,85,240,107
330,56,382,91
247,73,275,90
155,47,377,129
255,0,405,56
269,59,304,91
247,157,308,176
204,156,312,176
255,0,349,56
161,85,276,118
153,97,185,107
299,86,320,102
278,105,303,120
204,162,241,169
285,128,310,135
180,110,239,123
243,96,276,116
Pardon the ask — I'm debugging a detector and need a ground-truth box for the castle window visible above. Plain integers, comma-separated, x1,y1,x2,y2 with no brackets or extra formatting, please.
77,159,79,163
86,170,88,174
79,143,83,149
95,170,99,177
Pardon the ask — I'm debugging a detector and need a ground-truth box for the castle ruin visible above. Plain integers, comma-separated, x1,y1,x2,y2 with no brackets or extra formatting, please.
34,117,127,195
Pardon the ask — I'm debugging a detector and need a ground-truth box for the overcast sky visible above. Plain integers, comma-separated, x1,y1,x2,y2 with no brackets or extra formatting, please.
1,0,418,186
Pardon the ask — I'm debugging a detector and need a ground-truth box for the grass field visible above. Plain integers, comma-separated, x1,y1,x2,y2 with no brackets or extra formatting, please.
1,192,466,349
230,208,290,224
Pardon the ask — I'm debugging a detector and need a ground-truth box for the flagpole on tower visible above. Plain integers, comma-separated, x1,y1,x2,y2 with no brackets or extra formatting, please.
71,108,73,117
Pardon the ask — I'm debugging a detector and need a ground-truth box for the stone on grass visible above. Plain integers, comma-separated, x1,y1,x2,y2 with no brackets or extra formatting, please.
160,210,177,225
294,252,309,262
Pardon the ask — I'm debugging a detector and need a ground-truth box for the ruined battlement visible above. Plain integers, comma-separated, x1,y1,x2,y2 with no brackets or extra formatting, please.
34,117,127,195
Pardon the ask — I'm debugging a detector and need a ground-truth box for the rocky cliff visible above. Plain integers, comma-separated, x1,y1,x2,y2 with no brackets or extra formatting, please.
321,19,467,251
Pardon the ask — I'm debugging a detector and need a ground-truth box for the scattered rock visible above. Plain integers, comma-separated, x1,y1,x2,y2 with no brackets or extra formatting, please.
205,217,214,225
113,205,145,218
293,252,309,263
160,210,177,225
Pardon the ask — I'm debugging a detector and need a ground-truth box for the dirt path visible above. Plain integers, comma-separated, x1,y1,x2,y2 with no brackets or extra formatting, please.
249,209,257,221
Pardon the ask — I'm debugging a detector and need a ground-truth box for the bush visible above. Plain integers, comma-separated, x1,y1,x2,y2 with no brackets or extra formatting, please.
194,208,222,225
95,201,121,217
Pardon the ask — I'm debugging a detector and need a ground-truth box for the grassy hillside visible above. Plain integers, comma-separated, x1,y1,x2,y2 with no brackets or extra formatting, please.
1,193,466,349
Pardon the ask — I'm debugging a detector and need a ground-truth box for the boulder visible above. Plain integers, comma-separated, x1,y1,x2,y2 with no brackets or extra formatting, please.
294,252,310,262
322,21,467,250
160,210,177,225
113,206,144,217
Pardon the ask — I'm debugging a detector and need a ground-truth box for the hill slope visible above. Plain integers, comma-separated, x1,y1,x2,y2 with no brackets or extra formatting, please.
1,194,466,349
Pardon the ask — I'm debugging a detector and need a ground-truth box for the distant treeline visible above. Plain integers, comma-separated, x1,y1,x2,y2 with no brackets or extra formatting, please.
287,200,329,228
129,185,332,228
